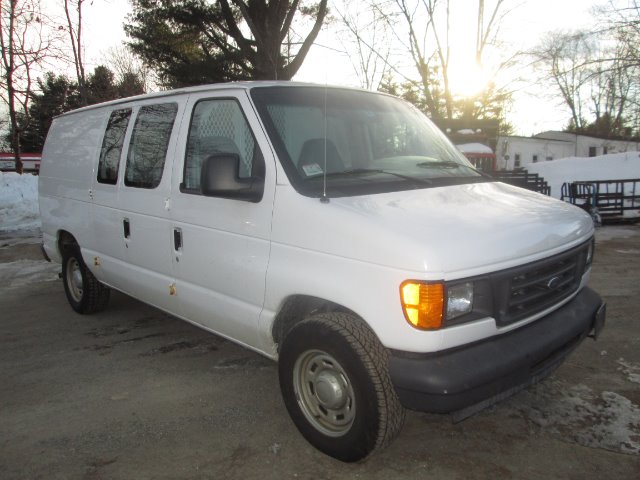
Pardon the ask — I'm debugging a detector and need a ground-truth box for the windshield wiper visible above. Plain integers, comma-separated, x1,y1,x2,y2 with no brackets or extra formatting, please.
313,168,432,186
417,160,466,169
416,161,489,177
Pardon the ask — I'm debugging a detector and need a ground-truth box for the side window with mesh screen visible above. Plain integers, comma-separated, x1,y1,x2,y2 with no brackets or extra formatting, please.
124,103,178,189
98,108,131,184
183,99,262,192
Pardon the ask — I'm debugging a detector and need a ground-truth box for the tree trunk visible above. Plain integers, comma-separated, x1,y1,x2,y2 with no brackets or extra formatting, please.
8,87,23,174
3,0,23,174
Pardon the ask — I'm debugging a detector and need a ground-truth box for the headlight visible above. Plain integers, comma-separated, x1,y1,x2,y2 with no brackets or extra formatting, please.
446,282,474,320
586,239,594,266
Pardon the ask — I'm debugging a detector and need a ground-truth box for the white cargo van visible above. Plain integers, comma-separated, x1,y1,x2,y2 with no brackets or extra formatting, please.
39,82,606,462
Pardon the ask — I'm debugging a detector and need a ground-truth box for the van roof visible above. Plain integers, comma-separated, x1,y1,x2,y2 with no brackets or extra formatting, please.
56,81,369,118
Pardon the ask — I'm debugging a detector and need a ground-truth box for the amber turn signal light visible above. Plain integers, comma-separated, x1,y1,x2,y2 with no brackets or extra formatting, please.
400,281,444,330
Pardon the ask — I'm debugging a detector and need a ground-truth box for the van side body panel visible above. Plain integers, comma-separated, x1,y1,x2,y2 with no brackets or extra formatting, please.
39,108,110,261
110,98,186,313
165,90,275,350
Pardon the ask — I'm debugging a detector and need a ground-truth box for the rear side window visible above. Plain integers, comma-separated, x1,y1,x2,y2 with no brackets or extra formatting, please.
125,103,178,189
97,108,131,184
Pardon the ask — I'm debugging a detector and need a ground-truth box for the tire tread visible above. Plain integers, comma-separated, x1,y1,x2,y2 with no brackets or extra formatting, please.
62,249,110,314
284,312,405,459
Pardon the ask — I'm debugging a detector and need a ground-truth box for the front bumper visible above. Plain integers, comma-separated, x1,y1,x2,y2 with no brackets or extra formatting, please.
389,287,605,417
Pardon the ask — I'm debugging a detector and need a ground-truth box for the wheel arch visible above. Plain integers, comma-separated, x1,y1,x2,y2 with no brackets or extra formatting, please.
57,230,80,258
271,295,368,352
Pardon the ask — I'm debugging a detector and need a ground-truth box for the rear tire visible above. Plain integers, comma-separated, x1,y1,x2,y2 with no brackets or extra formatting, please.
62,248,110,314
278,312,405,462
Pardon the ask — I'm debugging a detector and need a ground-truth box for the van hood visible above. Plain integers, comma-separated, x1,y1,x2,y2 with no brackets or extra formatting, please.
273,181,594,278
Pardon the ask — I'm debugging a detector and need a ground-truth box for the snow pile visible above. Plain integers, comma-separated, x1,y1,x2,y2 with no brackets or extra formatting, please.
504,379,640,455
526,151,640,200
456,143,494,154
0,171,40,232
0,259,60,287
617,358,640,385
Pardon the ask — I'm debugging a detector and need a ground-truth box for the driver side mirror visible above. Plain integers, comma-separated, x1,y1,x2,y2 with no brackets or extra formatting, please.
200,153,264,203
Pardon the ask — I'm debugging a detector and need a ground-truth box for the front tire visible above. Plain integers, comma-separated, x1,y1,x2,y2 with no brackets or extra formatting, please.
278,313,405,462
62,248,110,314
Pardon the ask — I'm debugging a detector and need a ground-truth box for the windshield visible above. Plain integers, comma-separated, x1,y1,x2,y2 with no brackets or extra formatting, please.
250,86,487,197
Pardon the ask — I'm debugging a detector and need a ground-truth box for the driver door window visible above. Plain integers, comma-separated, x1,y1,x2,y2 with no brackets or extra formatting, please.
183,99,263,193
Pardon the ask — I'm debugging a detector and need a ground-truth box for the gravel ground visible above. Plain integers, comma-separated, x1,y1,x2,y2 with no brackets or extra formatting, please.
0,226,639,479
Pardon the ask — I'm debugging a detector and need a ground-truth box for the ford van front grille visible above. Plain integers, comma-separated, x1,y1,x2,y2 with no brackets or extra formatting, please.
491,241,591,326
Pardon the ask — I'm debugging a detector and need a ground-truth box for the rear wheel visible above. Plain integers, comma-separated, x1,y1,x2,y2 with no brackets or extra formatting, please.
278,312,405,462
62,248,110,314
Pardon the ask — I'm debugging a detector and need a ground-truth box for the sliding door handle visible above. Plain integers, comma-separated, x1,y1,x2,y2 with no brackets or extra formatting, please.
174,228,182,252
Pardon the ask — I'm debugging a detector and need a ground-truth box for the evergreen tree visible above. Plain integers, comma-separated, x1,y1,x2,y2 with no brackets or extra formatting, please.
14,66,146,152
19,73,81,153
124,0,328,87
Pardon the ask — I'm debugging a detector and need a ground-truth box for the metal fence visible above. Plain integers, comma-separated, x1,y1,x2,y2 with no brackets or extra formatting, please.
490,169,552,196
560,179,640,222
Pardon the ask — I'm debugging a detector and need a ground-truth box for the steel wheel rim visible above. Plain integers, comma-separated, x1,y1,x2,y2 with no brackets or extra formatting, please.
66,258,83,302
292,349,356,437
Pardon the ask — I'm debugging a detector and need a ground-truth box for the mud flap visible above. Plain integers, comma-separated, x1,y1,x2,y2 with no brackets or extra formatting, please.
589,302,606,340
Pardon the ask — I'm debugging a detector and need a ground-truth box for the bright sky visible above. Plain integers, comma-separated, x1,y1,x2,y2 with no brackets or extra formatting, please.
58,0,603,136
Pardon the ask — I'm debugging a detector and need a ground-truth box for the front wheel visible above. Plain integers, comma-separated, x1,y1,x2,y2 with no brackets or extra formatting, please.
62,248,110,314
278,313,405,462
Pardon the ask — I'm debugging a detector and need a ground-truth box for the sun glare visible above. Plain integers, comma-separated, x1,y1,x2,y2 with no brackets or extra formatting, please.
448,61,490,98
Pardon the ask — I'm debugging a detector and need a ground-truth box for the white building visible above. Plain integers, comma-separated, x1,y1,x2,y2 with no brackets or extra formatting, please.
497,131,640,170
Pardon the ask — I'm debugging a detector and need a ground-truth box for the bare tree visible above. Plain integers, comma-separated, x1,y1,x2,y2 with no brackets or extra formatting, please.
592,0,640,136
475,0,509,65
333,0,394,91
63,0,86,103
386,0,444,117
597,0,640,68
0,0,62,173
378,0,514,120
533,26,638,138
588,43,632,134
531,31,594,131
102,46,157,93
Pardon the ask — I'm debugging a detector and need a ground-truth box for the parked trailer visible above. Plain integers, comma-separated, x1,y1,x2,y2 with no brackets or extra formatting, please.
0,153,42,174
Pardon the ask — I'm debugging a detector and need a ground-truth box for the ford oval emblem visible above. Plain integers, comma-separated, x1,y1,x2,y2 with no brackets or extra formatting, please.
546,276,562,290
